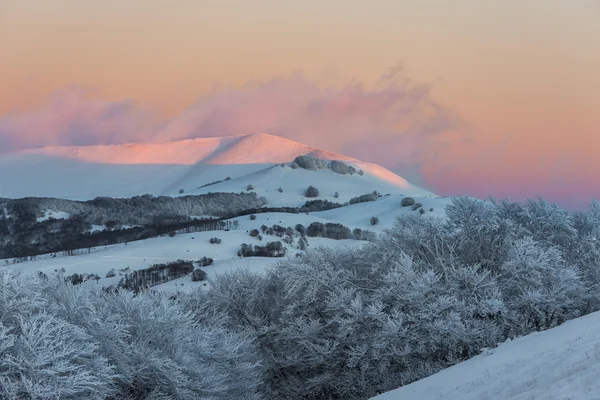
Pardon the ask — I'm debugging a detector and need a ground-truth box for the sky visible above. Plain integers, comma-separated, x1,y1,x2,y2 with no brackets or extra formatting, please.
1,0,599,208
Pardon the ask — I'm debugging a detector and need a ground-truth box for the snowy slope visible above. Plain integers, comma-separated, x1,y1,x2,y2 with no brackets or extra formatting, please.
0,133,433,203
2,195,450,291
372,312,600,400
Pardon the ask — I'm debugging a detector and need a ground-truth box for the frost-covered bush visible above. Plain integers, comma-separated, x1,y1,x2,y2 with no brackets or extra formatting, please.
328,160,356,175
293,155,327,170
349,193,378,205
0,271,264,399
370,216,379,225
300,199,343,212
191,268,208,281
305,185,320,198
193,196,600,399
250,228,260,237
237,241,287,257
3,196,599,400
401,197,416,207
411,202,422,210
295,223,306,236
297,236,309,250
198,256,214,267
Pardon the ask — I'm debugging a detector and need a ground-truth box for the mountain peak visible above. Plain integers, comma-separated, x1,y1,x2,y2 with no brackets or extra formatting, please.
0,133,434,200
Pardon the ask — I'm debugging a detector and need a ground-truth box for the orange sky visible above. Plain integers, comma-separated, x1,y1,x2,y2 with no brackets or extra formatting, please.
1,0,599,207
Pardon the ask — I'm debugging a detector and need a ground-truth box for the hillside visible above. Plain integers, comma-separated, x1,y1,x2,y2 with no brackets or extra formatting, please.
372,311,600,400
2,194,452,291
0,133,433,203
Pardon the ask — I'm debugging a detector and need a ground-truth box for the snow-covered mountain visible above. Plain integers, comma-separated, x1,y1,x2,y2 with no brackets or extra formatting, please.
1,131,446,293
0,133,434,203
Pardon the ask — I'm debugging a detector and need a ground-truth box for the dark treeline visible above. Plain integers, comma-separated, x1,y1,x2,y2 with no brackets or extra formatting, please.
1,192,379,260
1,217,227,260
1,192,266,226
114,260,195,293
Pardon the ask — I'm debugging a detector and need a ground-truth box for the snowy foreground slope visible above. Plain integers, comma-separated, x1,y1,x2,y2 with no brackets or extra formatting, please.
373,312,600,400
0,133,433,202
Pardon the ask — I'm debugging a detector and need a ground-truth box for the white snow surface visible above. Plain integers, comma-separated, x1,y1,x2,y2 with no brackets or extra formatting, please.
372,311,600,400
0,133,434,203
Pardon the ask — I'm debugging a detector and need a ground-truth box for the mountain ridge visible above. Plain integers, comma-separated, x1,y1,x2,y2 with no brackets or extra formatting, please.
0,133,435,201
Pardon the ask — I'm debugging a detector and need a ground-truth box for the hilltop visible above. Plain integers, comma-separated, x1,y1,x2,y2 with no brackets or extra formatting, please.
0,133,433,203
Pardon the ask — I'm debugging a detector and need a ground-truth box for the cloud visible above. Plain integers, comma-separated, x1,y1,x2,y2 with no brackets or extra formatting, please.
0,68,461,190
0,86,162,151
2,69,597,209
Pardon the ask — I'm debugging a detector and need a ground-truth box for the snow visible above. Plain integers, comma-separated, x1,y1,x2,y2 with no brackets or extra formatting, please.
314,195,452,230
0,133,434,202
2,196,450,292
36,210,71,222
372,312,600,400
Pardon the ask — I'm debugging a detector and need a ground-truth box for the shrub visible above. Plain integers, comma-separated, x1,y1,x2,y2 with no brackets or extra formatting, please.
105,269,116,278
293,155,326,170
328,160,356,175
411,202,423,211
401,197,416,207
117,260,194,292
370,216,379,225
168,231,177,237
419,208,426,215
237,243,254,257
295,224,306,236
198,256,214,267
323,222,352,240
246,184,254,191
297,236,309,250
334,191,339,198
250,229,260,237
300,199,343,212
306,222,352,240
349,193,378,205
305,185,320,198
191,268,208,281
278,187,283,193
179,189,184,194
237,241,287,257
209,237,222,244
0,271,264,399
271,225,286,237
306,222,324,237
358,169,364,175
249,214,257,220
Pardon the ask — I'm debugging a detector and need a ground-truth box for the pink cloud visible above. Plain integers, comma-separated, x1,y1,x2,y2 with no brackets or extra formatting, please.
0,86,162,150
0,68,460,183
0,69,596,209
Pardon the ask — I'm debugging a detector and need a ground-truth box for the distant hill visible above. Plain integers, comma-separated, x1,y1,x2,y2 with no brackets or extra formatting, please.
0,133,435,203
